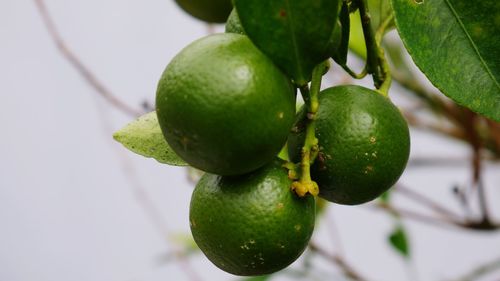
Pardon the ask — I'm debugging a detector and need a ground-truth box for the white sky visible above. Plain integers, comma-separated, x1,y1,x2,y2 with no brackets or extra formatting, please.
1,1,499,281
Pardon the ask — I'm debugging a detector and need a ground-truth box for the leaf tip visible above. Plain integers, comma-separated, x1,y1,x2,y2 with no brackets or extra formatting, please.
112,131,123,143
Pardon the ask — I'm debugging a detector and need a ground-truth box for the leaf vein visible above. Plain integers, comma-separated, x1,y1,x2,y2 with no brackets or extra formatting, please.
283,0,304,84
443,0,500,90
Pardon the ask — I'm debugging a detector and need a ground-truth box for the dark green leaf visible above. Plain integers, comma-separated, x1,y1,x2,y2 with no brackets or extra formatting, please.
332,1,350,65
234,0,340,86
391,0,500,121
113,111,188,166
388,225,410,258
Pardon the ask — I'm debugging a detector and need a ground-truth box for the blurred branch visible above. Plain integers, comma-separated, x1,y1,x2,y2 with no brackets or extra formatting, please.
402,110,467,142
384,37,500,160
33,0,143,117
382,37,499,235
33,1,202,279
394,185,463,221
93,92,203,281
373,202,500,231
449,256,500,281
372,202,467,230
309,243,370,281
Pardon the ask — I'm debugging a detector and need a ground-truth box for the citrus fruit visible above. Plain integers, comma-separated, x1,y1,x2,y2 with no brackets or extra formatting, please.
156,33,296,176
225,9,245,35
288,85,410,205
189,159,316,276
174,0,233,23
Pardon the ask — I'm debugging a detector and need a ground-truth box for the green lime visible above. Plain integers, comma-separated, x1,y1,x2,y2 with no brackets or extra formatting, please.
190,160,316,276
156,34,296,176
289,85,410,205
225,9,245,35
174,0,232,23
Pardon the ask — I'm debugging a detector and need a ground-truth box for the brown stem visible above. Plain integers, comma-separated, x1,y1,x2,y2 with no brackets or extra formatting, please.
402,110,467,141
33,0,143,117
309,243,370,281
372,203,468,230
34,1,202,279
395,185,463,221
451,256,500,281
373,203,500,231
92,86,203,281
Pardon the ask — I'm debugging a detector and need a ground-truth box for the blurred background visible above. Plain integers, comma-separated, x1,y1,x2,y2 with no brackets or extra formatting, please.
1,1,499,281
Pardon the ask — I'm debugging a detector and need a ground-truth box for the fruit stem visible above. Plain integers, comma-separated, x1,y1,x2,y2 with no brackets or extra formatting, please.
292,62,328,197
375,14,394,97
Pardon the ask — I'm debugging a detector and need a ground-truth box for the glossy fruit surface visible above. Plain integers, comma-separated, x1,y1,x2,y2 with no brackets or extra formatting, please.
174,0,232,23
156,33,295,176
190,160,315,276
289,85,410,205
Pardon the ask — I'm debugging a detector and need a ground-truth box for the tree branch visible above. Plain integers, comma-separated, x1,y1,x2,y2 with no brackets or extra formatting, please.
450,256,500,281
372,202,468,230
395,185,463,221
33,0,143,117
309,242,370,281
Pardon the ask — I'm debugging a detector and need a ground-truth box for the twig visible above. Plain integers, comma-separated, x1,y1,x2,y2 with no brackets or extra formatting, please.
462,111,491,224
402,110,467,141
395,185,463,221
476,179,492,224
33,0,143,117
372,203,468,230
325,209,346,257
91,84,203,281
450,256,500,281
373,203,500,231
34,1,202,279
309,243,370,281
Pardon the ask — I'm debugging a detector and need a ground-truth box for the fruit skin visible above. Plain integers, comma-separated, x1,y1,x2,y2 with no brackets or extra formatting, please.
289,85,410,205
225,9,245,35
156,34,296,176
174,0,232,23
189,160,316,276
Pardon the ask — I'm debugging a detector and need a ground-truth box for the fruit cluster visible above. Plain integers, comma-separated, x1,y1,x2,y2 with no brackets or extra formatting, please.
155,2,410,277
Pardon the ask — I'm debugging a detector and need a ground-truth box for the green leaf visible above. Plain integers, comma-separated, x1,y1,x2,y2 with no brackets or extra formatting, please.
234,0,340,86
277,143,290,162
113,111,188,166
388,225,410,258
379,189,392,203
391,0,500,121
332,1,350,65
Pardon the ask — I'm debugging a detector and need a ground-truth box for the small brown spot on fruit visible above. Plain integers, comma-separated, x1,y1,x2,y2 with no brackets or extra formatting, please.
279,9,286,17
364,165,373,174
181,136,190,150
